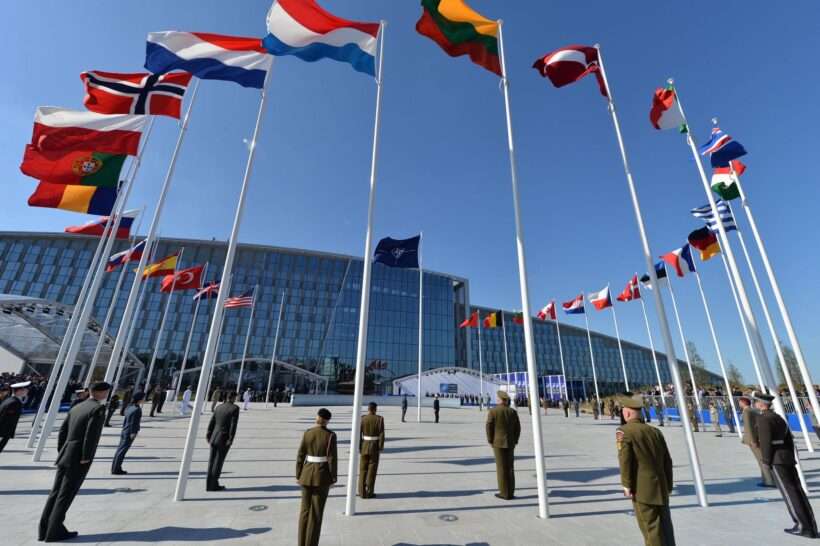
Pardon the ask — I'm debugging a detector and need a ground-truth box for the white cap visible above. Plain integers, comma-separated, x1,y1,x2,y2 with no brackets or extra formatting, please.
11,381,31,389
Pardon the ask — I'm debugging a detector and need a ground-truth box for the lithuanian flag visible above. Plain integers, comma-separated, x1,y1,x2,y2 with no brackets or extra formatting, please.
143,253,179,278
415,0,501,76
483,310,502,328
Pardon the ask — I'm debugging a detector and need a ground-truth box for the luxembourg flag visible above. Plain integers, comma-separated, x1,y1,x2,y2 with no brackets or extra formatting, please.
146,32,273,89
588,286,613,311
661,244,697,277
263,0,380,76
562,295,585,315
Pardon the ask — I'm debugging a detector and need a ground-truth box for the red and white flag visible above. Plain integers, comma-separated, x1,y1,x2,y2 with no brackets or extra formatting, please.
225,289,255,309
616,276,641,302
532,45,608,97
30,107,146,156
588,286,613,311
537,301,556,321
81,71,192,119
160,265,204,293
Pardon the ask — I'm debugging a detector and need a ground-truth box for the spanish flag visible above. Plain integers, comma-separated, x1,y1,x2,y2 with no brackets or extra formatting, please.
483,310,502,329
143,253,178,278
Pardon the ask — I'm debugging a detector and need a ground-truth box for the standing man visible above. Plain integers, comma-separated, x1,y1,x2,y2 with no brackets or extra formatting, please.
0,380,29,454
104,394,120,427
120,384,133,416
486,391,520,500
401,395,408,423
242,387,252,411
296,408,337,546
573,399,580,418
211,386,222,413
643,396,652,424
156,384,167,414
358,402,385,499
70,388,88,409
433,395,440,424
206,391,240,492
709,402,722,437
654,397,665,427
616,393,675,546
562,398,569,418
149,385,162,417
112,392,144,475
739,396,775,488
39,381,110,543
753,391,818,538
179,386,192,416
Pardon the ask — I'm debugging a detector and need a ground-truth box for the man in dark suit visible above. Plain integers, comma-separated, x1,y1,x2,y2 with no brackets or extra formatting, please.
401,395,408,423
206,390,240,491
112,392,144,475
119,384,133,416
0,380,30,454
433,395,440,423
39,381,110,543
149,385,162,417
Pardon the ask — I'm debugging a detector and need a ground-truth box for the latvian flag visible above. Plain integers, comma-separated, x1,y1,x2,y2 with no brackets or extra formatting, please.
81,71,192,119
562,295,585,315
532,45,608,97
225,289,255,309
537,301,556,321
588,286,612,311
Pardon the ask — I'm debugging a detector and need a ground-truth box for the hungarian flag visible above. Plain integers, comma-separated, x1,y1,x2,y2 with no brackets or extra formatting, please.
711,160,746,201
563,295,585,315
29,107,146,156
143,253,179,278
616,276,640,302
649,84,686,132
512,312,524,325
537,301,556,321
589,286,612,311
21,147,125,187
699,127,747,168
483,310,502,328
532,45,608,97
688,227,720,262
160,264,204,293
28,182,116,215
65,210,138,239
106,240,146,272
81,70,192,118
194,281,220,301
459,310,479,328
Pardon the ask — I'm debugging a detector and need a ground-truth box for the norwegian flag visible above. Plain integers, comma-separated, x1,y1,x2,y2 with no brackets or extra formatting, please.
537,301,556,321
224,289,255,309
81,70,192,118
193,281,220,301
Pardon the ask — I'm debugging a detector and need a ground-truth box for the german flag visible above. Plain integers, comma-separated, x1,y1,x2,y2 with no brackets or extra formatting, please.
688,227,720,262
143,253,179,278
483,310,502,329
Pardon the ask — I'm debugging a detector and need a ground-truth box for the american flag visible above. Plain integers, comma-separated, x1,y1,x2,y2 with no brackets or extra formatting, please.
193,282,220,301
224,289,255,309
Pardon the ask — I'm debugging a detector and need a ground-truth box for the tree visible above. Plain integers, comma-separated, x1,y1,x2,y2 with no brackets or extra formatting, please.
685,340,712,387
775,343,803,391
726,361,744,388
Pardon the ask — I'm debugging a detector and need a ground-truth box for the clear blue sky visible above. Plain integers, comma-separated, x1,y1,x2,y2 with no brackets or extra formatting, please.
5,1,819,385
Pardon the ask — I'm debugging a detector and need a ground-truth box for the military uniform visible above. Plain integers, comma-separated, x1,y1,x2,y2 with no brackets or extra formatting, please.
742,405,775,486
0,392,24,453
401,397,408,422
486,392,521,500
358,412,385,498
616,395,675,546
296,422,337,546
206,399,240,491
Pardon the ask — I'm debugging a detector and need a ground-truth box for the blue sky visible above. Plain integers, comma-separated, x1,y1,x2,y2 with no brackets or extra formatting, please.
5,1,819,385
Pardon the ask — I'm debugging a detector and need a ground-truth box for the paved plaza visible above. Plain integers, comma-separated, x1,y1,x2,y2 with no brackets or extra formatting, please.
2,404,819,545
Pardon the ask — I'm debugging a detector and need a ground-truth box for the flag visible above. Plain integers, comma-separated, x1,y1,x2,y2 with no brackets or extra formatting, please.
81,70,192,118
512,312,524,325
459,310,479,328
373,235,420,269
661,244,697,277
106,240,146,272
691,199,737,232
145,32,273,89
142,253,179,278
194,281,220,301
688,227,721,261
65,210,138,239
562,295,585,315
711,160,746,200
20,148,125,187
616,275,641,302
640,262,668,290
483,310,502,328
532,45,608,97
588,286,612,311
649,84,686,132
699,127,747,168
28,182,117,215
537,301,556,321
225,289,255,309
415,0,501,76
28,107,146,156
263,0,380,76
161,265,204,293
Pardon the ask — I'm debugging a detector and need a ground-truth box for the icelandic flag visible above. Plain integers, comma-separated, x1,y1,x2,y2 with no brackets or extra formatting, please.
698,127,747,168
588,286,612,311
263,0,380,76
562,295,585,315
145,32,273,89
661,244,697,277
106,240,146,272
373,235,420,269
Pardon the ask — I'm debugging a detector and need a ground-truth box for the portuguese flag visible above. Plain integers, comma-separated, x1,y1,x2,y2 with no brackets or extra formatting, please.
20,146,125,188
416,0,501,76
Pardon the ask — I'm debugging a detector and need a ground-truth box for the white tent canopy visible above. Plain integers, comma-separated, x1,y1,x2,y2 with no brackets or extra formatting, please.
392,366,503,397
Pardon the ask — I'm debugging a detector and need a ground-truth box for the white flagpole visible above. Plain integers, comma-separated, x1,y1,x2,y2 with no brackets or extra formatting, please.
174,63,272,501
497,20,548,519
595,50,706,506
345,21,386,517
731,169,820,427
173,262,209,400
553,305,568,400
113,252,153,392
637,293,664,406
609,289,629,391
236,285,258,393
664,272,702,413
105,79,200,384
500,312,513,405
582,303,601,407
265,289,285,408
720,252,764,388
144,247,185,390
477,313,485,410
416,232,424,422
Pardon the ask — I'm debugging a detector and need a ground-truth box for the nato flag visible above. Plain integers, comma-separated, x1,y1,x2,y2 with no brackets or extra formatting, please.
373,235,421,269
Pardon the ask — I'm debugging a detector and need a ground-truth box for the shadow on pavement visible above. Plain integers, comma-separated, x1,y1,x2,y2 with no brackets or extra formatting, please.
69,526,271,542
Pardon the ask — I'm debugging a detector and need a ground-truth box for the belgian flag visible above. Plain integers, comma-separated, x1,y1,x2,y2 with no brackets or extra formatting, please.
483,310,502,328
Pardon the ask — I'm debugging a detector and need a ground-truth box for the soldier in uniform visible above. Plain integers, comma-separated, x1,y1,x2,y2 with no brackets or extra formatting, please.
39,381,110,542
616,393,675,546
401,395,408,422
296,408,337,546
111,392,143,475
486,390,521,500
0,380,29,454
654,397,665,427
739,396,775,487
752,391,818,538
206,391,240,491
149,385,162,417
358,402,385,498
433,395,440,423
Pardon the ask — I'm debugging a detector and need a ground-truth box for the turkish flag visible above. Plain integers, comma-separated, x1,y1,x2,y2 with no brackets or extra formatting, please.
160,265,204,293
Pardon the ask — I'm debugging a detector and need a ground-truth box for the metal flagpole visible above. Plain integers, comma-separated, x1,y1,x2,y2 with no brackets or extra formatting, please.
500,313,513,405
554,305,568,400
345,22,385,517
497,20,548,519
595,50,706,506
582,304,601,406
175,62,272,501
731,169,820,426
236,285,258,393
173,262,209,401
416,232,424,422
105,79,200,384
638,294,664,407
664,272,702,414
609,289,629,391
113,266,150,391
477,312,485,410
144,247,185,390
720,252,764,388
265,289,285,408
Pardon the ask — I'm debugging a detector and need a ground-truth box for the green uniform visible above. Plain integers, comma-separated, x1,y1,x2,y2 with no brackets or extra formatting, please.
358,413,385,498
617,417,676,546
296,425,338,546
486,404,520,499
742,406,774,486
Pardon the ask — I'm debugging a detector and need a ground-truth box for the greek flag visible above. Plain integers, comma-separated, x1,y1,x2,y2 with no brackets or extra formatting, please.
691,199,737,233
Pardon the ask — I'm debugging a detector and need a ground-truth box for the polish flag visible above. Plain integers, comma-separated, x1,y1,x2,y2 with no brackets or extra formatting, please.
30,107,146,156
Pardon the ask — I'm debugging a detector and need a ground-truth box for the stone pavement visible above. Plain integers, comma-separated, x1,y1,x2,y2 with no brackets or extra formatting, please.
2,403,819,545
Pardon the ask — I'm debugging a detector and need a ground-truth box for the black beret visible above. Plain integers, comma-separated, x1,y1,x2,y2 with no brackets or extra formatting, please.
91,381,112,392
